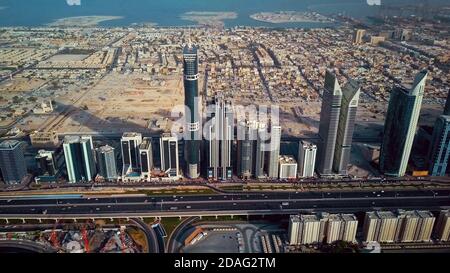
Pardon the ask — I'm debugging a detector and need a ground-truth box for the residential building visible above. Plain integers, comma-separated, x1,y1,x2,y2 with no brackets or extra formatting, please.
160,134,180,178
96,145,117,181
279,155,297,179
298,141,317,178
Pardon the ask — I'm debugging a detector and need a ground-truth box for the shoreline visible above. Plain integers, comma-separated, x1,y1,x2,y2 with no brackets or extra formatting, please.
47,15,124,27
250,11,334,24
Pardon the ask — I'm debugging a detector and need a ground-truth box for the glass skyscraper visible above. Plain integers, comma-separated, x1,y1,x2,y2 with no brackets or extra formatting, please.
183,43,200,178
428,115,450,176
380,70,428,177
0,140,27,184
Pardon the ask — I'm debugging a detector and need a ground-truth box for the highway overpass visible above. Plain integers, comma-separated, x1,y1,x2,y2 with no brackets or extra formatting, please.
0,189,449,222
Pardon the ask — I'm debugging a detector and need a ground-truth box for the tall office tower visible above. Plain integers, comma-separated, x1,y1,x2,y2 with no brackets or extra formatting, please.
160,134,179,178
267,125,281,179
0,140,27,184
183,43,201,179
139,137,153,180
255,122,268,178
63,136,96,183
206,96,233,180
298,141,317,178
353,29,366,44
397,210,421,242
278,156,297,179
428,115,450,176
121,132,142,175
96,145,117,181
316,70,342,176
35,150,56,176
380,70,428,177
434,210,450,241
288,214,321,245
333,80,360,174
237,121,257,179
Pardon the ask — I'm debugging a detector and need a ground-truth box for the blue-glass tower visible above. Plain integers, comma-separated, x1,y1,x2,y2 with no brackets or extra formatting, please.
183,43,200,178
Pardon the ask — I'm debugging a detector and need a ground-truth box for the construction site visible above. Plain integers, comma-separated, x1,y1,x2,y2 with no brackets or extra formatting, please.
0,221,145,253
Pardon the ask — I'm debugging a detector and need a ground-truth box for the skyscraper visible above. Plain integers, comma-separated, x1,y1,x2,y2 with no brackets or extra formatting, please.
333,79,360,174
267,125,281,179
206,96,233,180
96,145,117,181
35,150,57,177
380,70,428,177
298,141,317,178
316,70,342,176
160,134,179,178
428,115,450,176
183,43,201,179
236,120,257,179
63,136,96,183
254,122,268,178
139,137,153,180
121,132,142,175
0,140,27,184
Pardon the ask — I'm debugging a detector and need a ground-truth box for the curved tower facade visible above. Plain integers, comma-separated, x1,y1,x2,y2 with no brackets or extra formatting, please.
183,43,200,178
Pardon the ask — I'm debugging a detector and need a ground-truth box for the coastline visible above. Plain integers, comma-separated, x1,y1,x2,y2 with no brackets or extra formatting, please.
47,16,124,27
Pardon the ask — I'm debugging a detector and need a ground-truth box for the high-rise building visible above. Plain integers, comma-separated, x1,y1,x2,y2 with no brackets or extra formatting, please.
434,210,450,241
139,137,153,180
121,132,142,175
96,145,117,181
236,121,257,179
289,213,358,245
428,115,450,176
63,136,96,183
333,79,360,174
353,29,366,44
279,156,297,179
0,140,27,184
380,70,428,177
206,96,233,180
288,214,321,245
363,210,435,243
267,125,281,178
298,141,317,178
160,134,179,178
255,122,268,178
316,70,342,176
35,150,57,177
183,43,201,179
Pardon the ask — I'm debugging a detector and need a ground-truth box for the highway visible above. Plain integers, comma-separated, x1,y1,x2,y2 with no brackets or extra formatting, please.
0,189,449,218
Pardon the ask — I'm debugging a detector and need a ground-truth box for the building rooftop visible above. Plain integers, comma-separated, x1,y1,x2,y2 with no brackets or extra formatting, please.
0,140,21,149
279,155,297,164
97,145,114,152
122,132,142,138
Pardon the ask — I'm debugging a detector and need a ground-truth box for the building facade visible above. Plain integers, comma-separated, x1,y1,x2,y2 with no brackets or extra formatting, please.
120,132,143,175
428,115,450,176
333,79,360,174
0,140,27,184
160,134,180,178
206,96,233,180
96,145,117,181
279,156,297,179
316,70,342,176
380,70,428,177
298,141,317,178
63,136,96,183
183,43,201,179
139,138,153,180
434,210,450,241
267,125,281,178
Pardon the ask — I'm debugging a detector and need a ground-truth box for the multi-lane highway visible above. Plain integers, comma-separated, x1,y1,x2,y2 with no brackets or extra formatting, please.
0,189,449,219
